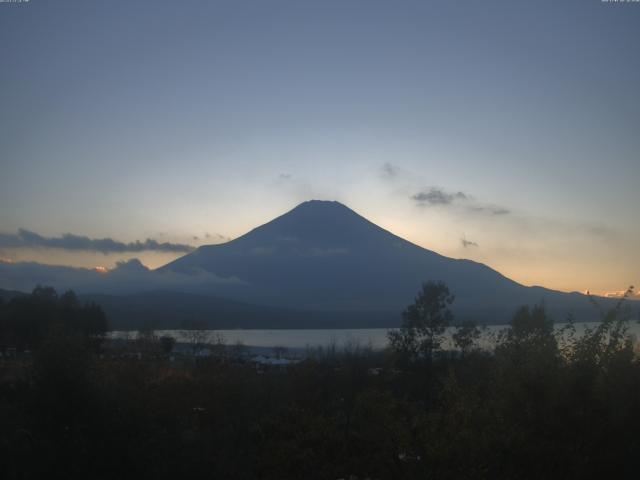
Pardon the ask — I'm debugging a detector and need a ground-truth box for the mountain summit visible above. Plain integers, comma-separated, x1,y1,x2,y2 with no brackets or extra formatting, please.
214,200,404,248
160,200,593,323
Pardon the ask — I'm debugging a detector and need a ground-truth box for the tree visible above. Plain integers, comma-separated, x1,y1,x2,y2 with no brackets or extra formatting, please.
495,304,558,365
159,335,176,355
388,281,454,366
181,318,211,356
59,290,80,309
452,320,482,354
0,286,106,351
31,285,58,303
569,286,636,368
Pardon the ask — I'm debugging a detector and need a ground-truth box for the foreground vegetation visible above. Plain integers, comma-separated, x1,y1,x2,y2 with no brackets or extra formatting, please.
0,285,639,479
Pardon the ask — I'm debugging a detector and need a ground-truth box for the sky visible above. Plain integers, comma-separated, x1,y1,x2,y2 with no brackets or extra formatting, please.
1,0,639,296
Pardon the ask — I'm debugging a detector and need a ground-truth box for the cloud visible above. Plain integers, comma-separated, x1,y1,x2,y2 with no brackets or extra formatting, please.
469,205,511,216
601,287,639,299
202,232,230,243
490,207,510,215
0,229,195,253
0,258,246,295
411,187,511,216
381,163,400,179
461,236,479,248
412,188,468,206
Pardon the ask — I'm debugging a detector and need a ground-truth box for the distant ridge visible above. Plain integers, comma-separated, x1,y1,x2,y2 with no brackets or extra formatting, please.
0,288,27,303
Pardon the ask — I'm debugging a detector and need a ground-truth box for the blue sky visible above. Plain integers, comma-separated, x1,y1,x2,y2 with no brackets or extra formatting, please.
1,0,638,294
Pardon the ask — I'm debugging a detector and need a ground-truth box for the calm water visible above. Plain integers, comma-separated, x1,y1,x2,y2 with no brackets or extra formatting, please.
111,322,640,351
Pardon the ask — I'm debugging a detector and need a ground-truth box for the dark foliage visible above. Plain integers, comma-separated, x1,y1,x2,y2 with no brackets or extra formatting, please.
387,281,454,367
0,285,639,479
0,286,107,351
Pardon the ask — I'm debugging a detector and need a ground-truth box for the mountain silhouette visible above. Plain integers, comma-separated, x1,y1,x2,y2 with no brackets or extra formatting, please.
160,200,596,324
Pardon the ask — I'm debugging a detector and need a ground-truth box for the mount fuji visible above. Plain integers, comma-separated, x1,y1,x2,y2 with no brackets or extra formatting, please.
1,200,608,328
151,200,596,327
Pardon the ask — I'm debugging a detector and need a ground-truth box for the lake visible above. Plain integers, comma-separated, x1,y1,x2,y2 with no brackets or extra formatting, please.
110,321,640,352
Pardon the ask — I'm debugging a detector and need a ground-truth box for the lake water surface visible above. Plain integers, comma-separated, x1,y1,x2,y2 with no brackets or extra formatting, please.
111,321,640,351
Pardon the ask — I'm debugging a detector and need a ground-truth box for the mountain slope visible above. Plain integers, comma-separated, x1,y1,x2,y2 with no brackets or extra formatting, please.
82,291,397,330
160,200,598,323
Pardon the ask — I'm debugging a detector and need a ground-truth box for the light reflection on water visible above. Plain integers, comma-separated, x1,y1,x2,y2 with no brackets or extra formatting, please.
109,322,640,351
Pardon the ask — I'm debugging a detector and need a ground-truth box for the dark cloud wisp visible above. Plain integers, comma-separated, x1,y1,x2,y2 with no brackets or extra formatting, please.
468,205,511,216
0,229,195,253
412,188,468,206
490,207,510,215
381,163,400,179
461,236,479,248
411,187,511,216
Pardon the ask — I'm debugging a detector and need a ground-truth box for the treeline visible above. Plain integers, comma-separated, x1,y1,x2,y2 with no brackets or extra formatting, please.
0,286,107,351
0,284,639,479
